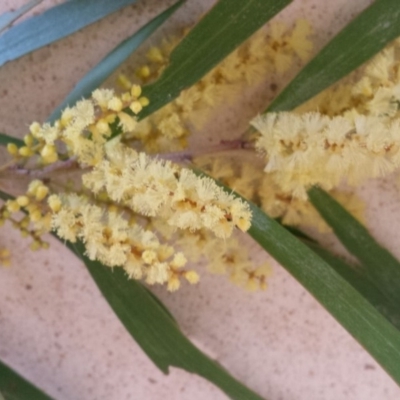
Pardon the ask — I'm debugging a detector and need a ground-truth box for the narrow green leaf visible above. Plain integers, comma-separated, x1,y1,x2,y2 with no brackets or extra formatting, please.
0,133,24,147
247,200,400,386
67,242,265,400
0,0,139,67
138,0,292,119
308,186,400,306
267,0,400,112
47,0,185,123
305,241,400,329
0,359,53,400
0,0,44,34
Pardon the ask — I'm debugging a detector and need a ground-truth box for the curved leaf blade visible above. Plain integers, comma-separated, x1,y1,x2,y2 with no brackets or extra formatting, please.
246,200,400,385
308,186,400,307
0,0,139,67
0,0,44,34
0,359,53,400
68,241,265,400
305,241,400,330
0,133,23,147
47,0,185,123
139,0,292,119
267,0,400,112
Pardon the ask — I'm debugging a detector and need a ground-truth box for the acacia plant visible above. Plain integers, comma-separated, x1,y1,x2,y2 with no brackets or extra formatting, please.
1,0,400,399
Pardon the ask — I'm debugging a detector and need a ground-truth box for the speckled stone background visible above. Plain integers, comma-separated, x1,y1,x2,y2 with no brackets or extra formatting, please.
1,0,400,399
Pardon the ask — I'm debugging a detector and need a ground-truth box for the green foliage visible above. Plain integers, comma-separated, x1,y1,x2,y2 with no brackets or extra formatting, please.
267,0,400,112
68,242,265,400
0,0,139,67
0,0,43,34
308,186,400,309
305,241,400,330
246,199,400,385
0,133,23,147
139,0,292,119
0,359,53,400
47,0,185,123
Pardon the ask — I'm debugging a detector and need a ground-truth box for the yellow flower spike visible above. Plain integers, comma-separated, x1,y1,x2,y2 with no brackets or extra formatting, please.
16,196,30,207
146,47,164,63
136,65,151,79
18,146,34,157
35,185,49,201
131,84,142,98
138,97,150,107
129,100,143,114
6,200,20,213
7,143,19,156
184,270,200,284
107,96,123,112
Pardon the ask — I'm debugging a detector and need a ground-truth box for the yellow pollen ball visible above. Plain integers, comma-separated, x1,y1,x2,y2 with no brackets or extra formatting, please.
24,134,34,147
18,146,33,157
36,186,49,201
131,85,142,98
30,241,42,251
185,270,200,284
48,195,62,212
129,101,142,114
146,47,164,63
30,210,42,222
136,65,150,78
16,196,30,207
138,97,150,107
7,143,19,156
7,201,20,213
96,119,111,135
29,122,41,136
107,97,123,112
117,74,132,90
167,275,180,292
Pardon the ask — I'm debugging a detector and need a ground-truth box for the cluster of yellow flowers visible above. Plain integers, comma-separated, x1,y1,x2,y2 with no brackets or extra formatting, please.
83,142,251,238
118,19,314,154
252,37,400,199
1,79,254,289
